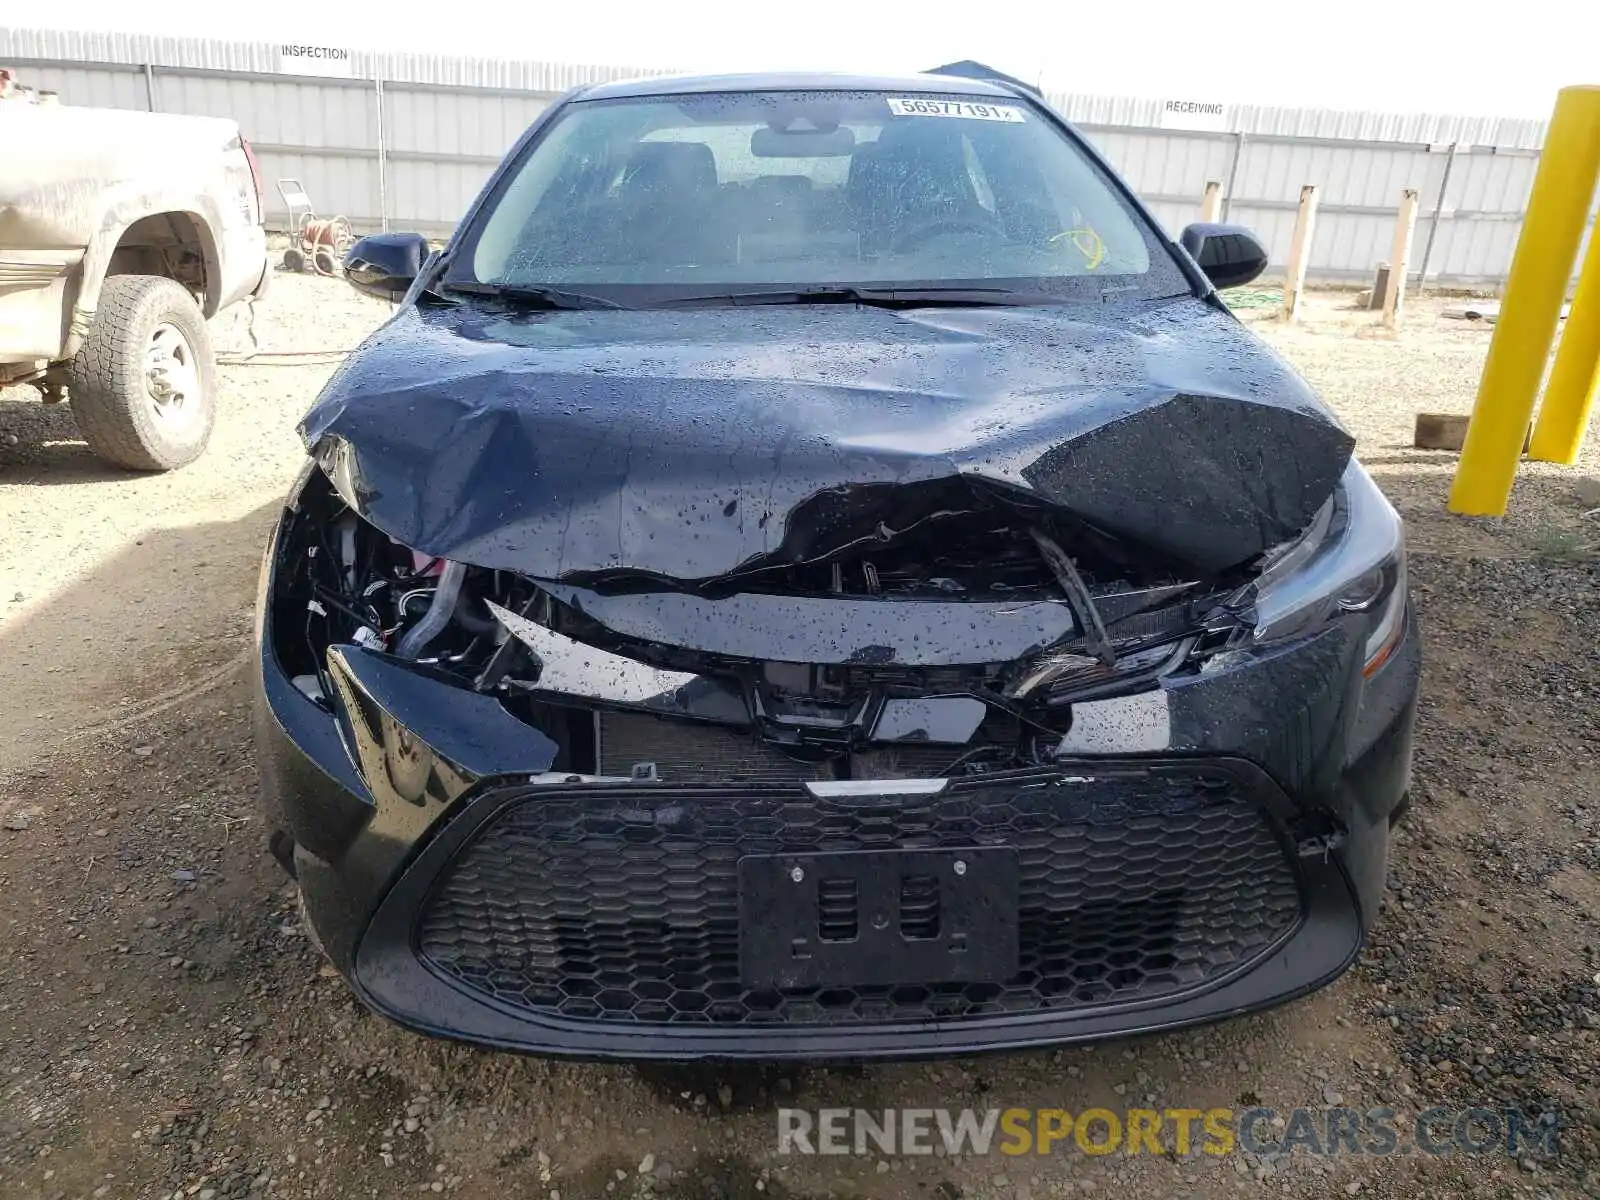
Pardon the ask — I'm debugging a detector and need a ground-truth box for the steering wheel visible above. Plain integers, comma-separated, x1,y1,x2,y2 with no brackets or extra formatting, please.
890,217,1005,254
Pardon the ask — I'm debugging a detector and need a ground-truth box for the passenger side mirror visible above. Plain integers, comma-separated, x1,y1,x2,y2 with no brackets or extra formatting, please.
1179,223,1269,291
345,232,429,302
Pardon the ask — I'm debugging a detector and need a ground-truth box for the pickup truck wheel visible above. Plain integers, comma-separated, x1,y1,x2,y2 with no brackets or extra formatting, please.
67,275,216,471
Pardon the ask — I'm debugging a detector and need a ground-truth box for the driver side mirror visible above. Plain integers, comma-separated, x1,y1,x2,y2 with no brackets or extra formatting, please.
344,232,429,302
1179,223,1269,291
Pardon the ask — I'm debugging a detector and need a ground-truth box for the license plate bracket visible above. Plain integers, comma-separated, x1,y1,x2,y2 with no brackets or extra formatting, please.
738,847,1019,990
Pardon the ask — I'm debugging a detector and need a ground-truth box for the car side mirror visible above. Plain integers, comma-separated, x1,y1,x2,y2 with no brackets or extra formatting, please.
345,232,429,301
1179,223,1269,291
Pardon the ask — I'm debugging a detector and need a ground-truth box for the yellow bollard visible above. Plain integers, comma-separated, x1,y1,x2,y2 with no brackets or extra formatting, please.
1528,227,1600,463
1449,85,1600,516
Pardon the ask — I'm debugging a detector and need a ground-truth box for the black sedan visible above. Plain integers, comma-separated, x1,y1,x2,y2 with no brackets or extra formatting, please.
254,66,1419,1060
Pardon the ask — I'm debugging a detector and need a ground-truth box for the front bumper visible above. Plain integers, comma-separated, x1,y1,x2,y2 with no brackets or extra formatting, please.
347,764,1368,1060
254,533,1420,1063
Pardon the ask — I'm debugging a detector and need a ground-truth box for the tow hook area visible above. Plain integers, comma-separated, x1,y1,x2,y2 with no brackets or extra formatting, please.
1292,812,1350,861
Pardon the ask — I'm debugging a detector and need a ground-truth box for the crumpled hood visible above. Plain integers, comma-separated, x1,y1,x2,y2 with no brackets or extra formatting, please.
300,296,1353,580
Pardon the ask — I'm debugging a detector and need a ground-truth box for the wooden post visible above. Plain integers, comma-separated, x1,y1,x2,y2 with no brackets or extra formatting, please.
1382,189,1420,327
1200,180,1223,223
1282,185,1319,321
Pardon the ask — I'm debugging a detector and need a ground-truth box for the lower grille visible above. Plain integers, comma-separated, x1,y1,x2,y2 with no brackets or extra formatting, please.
415,766,1305,1027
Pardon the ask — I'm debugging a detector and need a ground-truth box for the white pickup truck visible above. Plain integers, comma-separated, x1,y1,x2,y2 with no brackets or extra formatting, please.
0,101,271,470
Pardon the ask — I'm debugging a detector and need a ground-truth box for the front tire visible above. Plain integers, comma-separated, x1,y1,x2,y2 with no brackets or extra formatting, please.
68,275,216,471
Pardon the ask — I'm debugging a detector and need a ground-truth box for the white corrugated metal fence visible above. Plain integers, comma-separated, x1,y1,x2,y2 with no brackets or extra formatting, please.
2,25,1591,285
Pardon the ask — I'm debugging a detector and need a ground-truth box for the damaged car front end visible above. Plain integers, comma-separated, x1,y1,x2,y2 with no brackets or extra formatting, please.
254,71,1418,1060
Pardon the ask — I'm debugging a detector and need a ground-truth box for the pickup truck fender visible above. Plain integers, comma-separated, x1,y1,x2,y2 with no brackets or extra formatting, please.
66,189,229,353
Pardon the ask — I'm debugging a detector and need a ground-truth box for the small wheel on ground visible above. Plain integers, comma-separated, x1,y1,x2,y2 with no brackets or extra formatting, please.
66,274,216,471
283,246,306,272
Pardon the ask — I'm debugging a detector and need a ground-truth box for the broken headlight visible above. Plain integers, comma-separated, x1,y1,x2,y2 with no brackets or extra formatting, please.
1242,460,1407,676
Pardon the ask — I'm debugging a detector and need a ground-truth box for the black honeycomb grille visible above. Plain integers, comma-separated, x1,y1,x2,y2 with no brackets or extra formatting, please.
415,767,1304,1026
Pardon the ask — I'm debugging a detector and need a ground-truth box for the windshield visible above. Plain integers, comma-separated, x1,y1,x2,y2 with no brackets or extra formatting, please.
454,89,1189,304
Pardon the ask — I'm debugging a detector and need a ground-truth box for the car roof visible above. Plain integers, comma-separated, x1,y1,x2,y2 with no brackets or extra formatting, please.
579,70,1021,102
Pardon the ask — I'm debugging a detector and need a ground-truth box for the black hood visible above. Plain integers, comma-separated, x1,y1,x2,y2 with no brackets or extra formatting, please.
300,296,1353,582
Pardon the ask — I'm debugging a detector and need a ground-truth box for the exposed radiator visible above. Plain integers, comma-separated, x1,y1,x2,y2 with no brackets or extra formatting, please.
598,711,830,782
597,711,1009,783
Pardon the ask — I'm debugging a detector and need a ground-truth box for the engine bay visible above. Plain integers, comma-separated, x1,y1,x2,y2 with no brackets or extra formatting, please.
270,468,1249,780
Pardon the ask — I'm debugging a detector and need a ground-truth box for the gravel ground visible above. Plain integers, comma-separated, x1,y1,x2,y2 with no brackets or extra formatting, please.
1,274,1597,1200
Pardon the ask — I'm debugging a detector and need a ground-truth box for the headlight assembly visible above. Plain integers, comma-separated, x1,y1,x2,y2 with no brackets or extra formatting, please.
1241,461,1407,676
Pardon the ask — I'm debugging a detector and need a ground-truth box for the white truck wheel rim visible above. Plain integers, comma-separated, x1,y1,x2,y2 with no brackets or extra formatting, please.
144,322,201,429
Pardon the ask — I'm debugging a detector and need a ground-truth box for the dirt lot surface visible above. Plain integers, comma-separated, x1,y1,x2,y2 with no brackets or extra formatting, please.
2,275,1597,1200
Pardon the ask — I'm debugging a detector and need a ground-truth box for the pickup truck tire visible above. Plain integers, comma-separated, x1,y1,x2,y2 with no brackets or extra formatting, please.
67,275,216,471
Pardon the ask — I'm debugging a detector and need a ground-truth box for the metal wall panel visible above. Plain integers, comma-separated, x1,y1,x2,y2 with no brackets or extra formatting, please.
156,71,378,148
1225,103,1547,149
250,148,382,230
1081,129,1236,213
1049,93,1548,149
14,59,146,108
385,157,499,231
0,25,665,90
382,84,549,157
1051,93,1167,129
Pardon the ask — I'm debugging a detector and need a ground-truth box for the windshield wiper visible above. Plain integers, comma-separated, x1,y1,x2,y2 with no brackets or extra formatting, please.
442,281,622,310
654,285,1041,309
